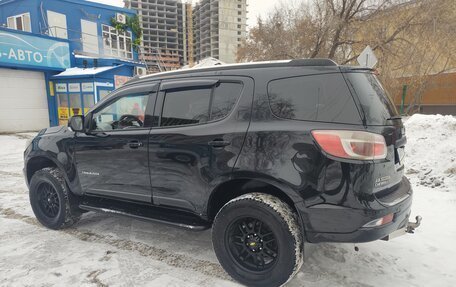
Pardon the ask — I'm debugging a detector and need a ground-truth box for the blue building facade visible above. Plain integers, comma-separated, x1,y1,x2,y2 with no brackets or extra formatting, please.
0,0,145,130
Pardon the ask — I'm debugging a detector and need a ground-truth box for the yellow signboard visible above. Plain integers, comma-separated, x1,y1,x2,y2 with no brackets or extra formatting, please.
58,107,69,120
49,81,54,96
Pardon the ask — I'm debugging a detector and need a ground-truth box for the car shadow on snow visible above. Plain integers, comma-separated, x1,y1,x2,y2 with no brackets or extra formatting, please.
73,211,407,286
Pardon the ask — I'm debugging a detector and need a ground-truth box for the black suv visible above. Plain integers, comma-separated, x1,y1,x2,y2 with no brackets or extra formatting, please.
24,59,418,287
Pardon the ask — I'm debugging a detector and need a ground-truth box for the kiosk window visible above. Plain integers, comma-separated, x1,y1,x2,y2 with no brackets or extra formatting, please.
83,94,95,109
69,93,82,116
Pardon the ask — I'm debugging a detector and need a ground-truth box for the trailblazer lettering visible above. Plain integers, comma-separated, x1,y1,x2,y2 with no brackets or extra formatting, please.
0,48,43,63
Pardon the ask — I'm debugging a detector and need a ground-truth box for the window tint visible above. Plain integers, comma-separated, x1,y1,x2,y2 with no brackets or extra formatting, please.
268,73,361,124
160,81,243,127
92,94,149,131
161,87,212,127
344,72,399,125
211,82,243,121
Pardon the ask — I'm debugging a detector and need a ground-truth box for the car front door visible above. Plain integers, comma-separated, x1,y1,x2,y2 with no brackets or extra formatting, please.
147,77,254,214
73,83,158,203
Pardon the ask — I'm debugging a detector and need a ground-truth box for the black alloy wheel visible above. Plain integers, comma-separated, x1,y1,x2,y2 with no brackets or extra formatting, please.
37,182,60,218
227,217,278,272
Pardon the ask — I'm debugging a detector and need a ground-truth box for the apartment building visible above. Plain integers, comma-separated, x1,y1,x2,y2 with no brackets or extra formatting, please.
126,0,247,71
193,0,247,64
177,2,194,67
126,0,183,71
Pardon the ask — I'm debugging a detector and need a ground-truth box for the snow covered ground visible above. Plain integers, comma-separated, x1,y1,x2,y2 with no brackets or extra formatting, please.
1,114,455,287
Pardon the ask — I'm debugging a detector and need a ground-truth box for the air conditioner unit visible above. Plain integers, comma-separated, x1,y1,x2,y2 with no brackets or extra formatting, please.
116,13,126,24
135,66,147,76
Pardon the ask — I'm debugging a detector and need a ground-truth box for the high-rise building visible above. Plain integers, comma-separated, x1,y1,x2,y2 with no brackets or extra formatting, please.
193,0,247,64
126,0,247,71
178,2,194,67
126,0,184,72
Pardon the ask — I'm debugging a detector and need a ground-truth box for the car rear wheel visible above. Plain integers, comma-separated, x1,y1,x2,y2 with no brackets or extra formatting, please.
212,193,304,287
29,167,81,230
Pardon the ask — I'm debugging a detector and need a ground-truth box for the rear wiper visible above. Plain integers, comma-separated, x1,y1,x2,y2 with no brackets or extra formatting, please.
387,116,402,120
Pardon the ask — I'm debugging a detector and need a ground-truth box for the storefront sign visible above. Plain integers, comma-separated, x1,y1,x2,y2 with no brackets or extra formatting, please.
114,75,132,89
56,83,67,92
68,83,81,92
58,107,69,120
0,29,70,70
82,82,94,92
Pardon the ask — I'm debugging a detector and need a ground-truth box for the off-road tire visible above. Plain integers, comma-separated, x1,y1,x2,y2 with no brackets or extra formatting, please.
212,193,304,287
29,167,82,229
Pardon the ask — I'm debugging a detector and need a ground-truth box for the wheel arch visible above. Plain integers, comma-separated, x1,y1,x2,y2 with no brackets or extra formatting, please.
206,174,303,222
26,156,59,185
25,154,82,195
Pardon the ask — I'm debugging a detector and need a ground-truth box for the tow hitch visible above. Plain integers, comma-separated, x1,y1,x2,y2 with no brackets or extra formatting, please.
406,215,422,234
382,215,422,241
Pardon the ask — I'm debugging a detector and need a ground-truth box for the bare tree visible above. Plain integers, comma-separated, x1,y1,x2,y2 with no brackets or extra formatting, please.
238,0,456,114
238,0,416,63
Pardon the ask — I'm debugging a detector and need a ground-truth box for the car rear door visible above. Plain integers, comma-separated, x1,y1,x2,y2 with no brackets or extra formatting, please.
147,76,254,214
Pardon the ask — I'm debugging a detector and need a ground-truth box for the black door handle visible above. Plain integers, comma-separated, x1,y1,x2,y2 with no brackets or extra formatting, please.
208,139,231,148
128,141,143,149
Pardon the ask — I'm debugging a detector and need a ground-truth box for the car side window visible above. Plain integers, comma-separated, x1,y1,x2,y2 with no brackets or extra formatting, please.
160,81,243,128
268,73,361,124
161,87,212,127
268,76,320,121
211,82,244,121
92,94,150,131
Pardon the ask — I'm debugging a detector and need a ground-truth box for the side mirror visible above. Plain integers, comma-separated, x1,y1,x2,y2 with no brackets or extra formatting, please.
68,115,85,132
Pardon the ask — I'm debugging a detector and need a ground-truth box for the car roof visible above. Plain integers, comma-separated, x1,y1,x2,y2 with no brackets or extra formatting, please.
126,59,339,86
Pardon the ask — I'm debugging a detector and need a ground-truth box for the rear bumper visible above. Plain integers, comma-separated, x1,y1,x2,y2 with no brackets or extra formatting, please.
300,179,414,243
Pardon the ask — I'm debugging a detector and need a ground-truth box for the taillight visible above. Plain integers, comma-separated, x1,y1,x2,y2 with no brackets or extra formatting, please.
311,130,387,160
363,213,394,228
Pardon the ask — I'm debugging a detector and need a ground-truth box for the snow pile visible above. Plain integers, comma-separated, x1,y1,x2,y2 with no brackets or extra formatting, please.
404,114,456,191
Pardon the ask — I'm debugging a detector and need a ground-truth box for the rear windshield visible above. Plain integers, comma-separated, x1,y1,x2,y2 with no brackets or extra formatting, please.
343,72,399,125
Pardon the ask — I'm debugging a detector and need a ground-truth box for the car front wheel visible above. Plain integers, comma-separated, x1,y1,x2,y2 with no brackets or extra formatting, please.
29,167,81,230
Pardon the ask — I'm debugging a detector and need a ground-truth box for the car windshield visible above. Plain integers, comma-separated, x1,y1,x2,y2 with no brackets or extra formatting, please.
344,72,399,125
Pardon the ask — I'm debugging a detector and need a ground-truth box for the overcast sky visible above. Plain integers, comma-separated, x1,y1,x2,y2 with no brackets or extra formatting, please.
88,0,279,28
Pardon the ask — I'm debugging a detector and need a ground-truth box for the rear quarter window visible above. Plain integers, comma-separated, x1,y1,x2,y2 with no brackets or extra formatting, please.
267,73,362,124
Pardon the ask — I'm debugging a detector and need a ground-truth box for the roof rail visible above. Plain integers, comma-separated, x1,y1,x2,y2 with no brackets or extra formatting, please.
289,59,338,67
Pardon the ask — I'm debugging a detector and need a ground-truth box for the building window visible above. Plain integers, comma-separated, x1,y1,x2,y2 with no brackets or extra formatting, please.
7,13,31,32
102,24,133,59
238,11,242,15
47,11,68,39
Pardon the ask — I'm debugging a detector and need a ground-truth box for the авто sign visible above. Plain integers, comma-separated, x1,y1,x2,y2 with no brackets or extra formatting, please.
0,29,70,70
